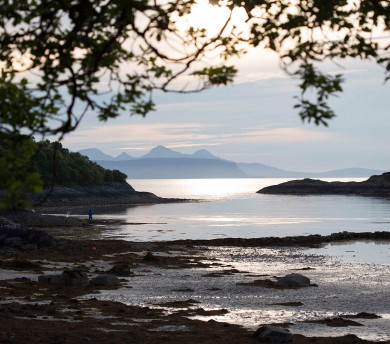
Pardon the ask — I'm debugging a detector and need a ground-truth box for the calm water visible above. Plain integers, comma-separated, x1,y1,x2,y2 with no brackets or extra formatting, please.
91,178,390,242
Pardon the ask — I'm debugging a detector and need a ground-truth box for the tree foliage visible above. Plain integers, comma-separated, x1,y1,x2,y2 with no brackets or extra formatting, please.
34,140,127,187
0,137,127,209
1,0,389,206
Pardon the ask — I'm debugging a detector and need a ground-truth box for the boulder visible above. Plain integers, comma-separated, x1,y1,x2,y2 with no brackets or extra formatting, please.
3,236,23,247
143,251,157,262
22,243,38,251
0,216,57,248
108,262,133,276
38,269,89,287
276,273,311,288
253,325,293,343
91,274,120,286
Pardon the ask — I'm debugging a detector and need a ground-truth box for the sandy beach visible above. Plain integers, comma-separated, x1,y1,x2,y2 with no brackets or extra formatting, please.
1,212,389,343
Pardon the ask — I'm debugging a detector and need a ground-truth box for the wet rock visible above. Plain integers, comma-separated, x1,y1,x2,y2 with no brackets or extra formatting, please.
175,308,229,317
143,251,157,262
237,279,279,288
0,259,41,270
269,302,303,307
22,243,38,251
3,236,23,247
155,299,201,308
345,312,382,319
0,217,22,230
38,273,68,286
38,270,89,287
302,317,363,327
276,273,311,288
107,262,133,276
0,216,57,248
90,274,120,286
253,325,293,343
171,288,194,292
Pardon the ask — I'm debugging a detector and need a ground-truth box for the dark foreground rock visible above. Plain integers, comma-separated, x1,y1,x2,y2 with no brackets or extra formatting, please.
38,269,89,287
0,217,56,249
276,273,311,288
257,172,390,198
90,274,121,286
253,325,293,343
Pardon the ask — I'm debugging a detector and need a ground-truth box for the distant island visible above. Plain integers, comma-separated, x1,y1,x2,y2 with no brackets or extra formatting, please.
257,172,390,198
78,145,385,179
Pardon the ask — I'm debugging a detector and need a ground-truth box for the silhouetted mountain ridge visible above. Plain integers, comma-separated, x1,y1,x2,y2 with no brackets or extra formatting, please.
78,146,385,179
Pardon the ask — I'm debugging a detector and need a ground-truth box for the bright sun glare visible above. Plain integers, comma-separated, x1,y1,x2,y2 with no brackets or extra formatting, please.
177,0,248,37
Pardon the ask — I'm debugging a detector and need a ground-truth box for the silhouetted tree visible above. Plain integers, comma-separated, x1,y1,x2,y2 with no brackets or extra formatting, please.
1,0,389,206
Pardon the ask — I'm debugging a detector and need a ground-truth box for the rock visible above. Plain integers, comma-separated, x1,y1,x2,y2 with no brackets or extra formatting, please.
0,216,57,248
253,325,293,343
22,243,38,251
276,273,311,288
0,217,22,230
3,236,23,247
33,182,167,207
38,270,89,287
38,273,69,286
143,251,157,262
108,263,133,276
257,172,390,198
91,274,120,286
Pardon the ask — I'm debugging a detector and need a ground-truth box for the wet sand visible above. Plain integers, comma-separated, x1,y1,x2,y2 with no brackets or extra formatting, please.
0,217,389,343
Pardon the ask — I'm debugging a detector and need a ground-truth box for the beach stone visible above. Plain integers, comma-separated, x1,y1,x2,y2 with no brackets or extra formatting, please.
22,243,38,251
108,262,133,276
38,273,69,286
3,236,23,247
276,273,311,288
143,251,157,262
253,325,293,343
38,270,89,287
91,274,120,286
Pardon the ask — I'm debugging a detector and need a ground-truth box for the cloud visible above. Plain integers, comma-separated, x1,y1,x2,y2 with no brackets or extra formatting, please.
64,121,337,153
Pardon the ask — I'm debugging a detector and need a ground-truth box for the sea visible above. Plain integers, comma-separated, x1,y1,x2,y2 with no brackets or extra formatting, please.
92,178,390,243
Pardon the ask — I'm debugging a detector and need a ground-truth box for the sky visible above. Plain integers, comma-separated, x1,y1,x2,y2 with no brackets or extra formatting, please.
62,4,390,173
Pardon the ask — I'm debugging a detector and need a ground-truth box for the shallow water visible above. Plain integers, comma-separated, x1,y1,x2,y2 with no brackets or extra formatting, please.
303,240,390,265
89,244,390,341
77,177,390,242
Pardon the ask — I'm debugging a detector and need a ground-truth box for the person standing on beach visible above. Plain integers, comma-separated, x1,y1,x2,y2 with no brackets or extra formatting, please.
88,209,93,221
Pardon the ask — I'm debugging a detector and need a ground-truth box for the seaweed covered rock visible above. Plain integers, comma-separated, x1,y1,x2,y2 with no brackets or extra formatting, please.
38,269,89,287
0,216,56,249
276,273,311,288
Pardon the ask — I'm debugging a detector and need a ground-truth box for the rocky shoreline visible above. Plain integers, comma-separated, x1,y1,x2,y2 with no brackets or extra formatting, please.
0,213,389,343
257,172,390,198
167,231,390,248
33,182,188,208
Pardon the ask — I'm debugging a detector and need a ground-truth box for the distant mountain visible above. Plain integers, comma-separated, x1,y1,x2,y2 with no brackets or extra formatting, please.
79,148,114,161
238,162,385,178
95,158,248,179
79,146,385,179
312,167,386,178
140,145,187,159
114,152,135,161
237,162,295,178
190,149,221,160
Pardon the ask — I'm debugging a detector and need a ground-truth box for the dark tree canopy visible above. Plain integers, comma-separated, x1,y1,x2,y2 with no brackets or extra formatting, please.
1,0,389,207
